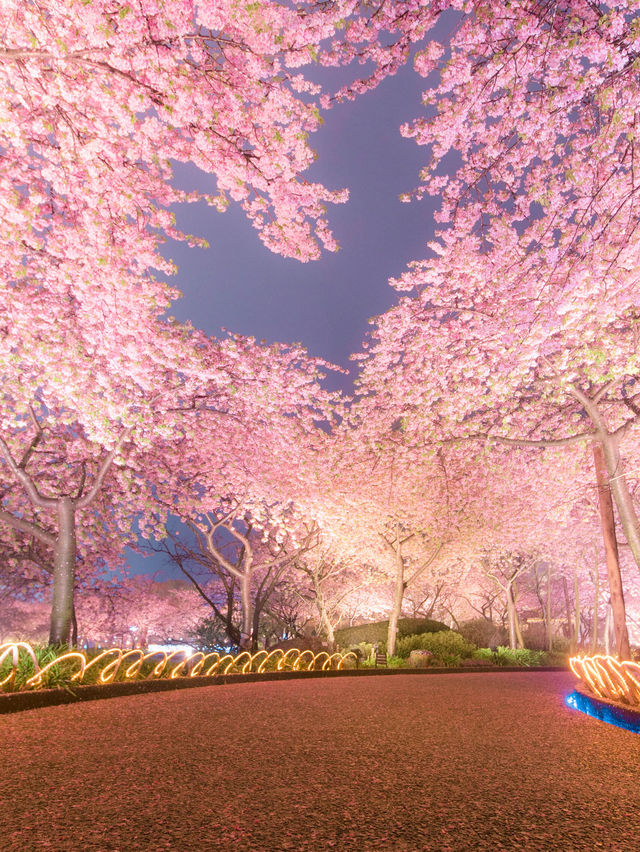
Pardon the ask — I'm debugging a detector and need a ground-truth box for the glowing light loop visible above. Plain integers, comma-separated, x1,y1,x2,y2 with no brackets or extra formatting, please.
570,654,640,706
0,644,358,692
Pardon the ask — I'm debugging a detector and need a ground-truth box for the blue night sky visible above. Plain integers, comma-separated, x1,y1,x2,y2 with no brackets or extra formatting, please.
165,59,438,393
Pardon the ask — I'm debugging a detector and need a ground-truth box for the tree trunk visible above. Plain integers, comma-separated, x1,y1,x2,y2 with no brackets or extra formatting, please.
571,393,640,574
505,582,518,650
323,616,335,649
572,563,580,654
512,583,524,649
604,603,612,655
239,569,253,650
251,600,261,651
591,559,599,655
561,575,572,640
593,442,631,659
546,562,553,652
224,582,241,647
599,433,640,573
514,608,524,649
387,547,405,657
49,498,76,646
71,601,78,648
315,588,335,648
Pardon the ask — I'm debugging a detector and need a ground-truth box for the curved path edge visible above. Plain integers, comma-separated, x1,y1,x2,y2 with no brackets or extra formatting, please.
570,685,640,731
0,664,568,715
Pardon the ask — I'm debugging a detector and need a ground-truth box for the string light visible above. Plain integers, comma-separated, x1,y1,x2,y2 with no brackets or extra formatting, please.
0,642,39,688
570,654,640,706
257,649,284,673
25,652,86,688
0,643,359,693
293,650,315,671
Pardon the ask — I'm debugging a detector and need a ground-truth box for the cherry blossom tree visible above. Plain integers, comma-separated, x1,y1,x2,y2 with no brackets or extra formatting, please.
0,409,134,645
0,0,452,283
310,416,493,655
125,337,349,650
0,0,353,282
349,1,640,657
291,545,369,647
0,597,50,644
74,575,206,648
148,508,318,650
0,0,432,646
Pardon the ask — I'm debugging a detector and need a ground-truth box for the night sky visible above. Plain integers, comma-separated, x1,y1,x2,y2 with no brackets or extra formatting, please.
165,59,438,393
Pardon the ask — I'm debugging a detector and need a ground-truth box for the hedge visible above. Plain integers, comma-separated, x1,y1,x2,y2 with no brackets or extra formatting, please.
335,618,449,648
395,631,475,661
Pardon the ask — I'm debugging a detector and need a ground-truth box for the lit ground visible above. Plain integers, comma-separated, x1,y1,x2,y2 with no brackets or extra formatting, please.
1,671,638,851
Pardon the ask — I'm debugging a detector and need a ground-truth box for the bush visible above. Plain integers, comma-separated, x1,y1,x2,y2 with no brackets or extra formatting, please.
407,649,434,668
458,618,508,649
346,642,375,664
335,618,449,650
395,630,475,661
472,647,495,662
475,646,547,667
395,618,451,637
460,657,494,668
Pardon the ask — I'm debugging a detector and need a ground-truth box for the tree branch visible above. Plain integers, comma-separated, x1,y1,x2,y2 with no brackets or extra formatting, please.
76,428,132,509
406,542,444,588
18,406,44,470
0,509,56,549
469,430,595,448
0,436,57,509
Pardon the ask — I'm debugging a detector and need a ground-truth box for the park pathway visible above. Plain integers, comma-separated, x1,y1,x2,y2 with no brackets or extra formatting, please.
1,671,639,851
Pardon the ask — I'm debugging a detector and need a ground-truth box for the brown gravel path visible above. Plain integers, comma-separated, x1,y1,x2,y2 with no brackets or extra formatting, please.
1,671,639,851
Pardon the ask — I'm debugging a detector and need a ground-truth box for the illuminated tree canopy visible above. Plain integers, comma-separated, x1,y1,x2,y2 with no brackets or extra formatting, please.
2,1,640,657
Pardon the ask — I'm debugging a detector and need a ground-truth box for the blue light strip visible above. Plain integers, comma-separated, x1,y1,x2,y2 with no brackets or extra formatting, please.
565,690,640,735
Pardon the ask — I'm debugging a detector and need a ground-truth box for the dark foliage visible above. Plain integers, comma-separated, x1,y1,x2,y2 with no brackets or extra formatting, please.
335,618,449,648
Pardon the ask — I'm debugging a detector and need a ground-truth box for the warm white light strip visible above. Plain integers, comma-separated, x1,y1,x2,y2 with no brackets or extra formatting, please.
570,654,640,705
0,644,358,691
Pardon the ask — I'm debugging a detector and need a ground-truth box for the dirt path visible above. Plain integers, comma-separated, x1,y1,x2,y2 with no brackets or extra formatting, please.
1,671,638,851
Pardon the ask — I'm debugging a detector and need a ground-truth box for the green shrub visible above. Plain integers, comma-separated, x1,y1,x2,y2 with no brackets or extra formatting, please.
396,618,451,637
335,618,449,649
395,630,475,661
472,647,495,662
437,653,462,667
387,656,406,668
0,644,86,692
491,647,547,667
346,642,375,663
